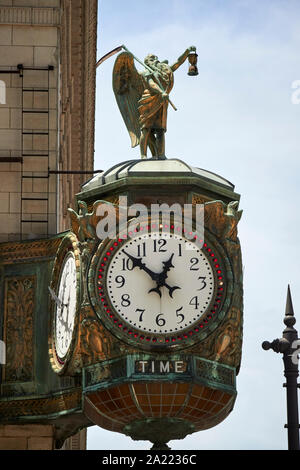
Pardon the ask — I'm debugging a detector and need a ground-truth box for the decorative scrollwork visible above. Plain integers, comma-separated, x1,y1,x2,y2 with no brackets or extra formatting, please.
0,390,81,419
4,277,35,382
0,237,63,265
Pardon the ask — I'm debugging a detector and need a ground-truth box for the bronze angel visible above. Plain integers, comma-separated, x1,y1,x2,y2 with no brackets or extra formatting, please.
68,199,124,242
68,201,100,242
113,46,196,159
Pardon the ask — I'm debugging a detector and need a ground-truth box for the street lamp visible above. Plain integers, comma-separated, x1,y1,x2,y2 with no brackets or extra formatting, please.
262,285,300,450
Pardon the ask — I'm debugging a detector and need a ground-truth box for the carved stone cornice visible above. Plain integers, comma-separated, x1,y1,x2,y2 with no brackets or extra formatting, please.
0,7,60,25
0,234,65,265
0,389,81,420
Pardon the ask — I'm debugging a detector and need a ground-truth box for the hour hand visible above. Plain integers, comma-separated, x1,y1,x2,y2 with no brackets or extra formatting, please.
161,253,175,278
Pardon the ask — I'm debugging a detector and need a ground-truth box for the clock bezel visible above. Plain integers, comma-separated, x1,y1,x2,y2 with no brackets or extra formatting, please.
48,233,82,374
88,218,233,352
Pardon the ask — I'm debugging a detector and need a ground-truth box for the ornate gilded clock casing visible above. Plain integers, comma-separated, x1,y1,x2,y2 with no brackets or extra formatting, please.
48,233,82,374
62,158,243,447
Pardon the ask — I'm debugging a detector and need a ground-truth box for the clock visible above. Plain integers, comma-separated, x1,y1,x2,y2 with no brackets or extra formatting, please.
49,234,81,373
89,221,232,351
107,232,214,334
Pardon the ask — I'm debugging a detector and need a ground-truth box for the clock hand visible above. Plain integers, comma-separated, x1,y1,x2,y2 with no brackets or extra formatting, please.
148,285,162,298
65,288,71,327
122,250,160,282
50,283,69,334
122,249,162,297
162,253,175,273
48,286,64,309
122,250,180,298
149,281,180,298
162,282,181,298
149,253,181,298
158,253,176,283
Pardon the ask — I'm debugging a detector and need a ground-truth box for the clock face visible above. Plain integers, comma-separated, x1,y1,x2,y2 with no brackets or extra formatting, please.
92,226,227,349
54,251,77,360
106,233,214,334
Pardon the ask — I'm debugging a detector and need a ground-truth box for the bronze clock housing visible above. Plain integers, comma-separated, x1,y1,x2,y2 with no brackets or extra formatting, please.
71,158,243,447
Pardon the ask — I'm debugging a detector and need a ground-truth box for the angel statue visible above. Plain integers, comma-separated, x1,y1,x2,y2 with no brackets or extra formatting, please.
113,45,197,160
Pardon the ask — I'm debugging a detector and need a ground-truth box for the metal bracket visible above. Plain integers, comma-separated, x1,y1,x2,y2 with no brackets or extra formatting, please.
49,170,102,175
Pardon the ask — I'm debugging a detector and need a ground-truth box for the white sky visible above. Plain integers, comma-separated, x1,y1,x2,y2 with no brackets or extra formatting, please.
87,0,300,450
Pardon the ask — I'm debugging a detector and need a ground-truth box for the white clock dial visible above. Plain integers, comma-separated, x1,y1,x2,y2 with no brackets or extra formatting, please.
105,232,215,335
54,251,77,360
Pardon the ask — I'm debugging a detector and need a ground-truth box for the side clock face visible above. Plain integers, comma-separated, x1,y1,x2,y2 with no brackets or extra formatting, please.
92,228,227,349
53,251,77,361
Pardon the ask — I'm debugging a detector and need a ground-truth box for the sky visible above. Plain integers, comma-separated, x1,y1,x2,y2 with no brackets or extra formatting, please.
87,0,300,450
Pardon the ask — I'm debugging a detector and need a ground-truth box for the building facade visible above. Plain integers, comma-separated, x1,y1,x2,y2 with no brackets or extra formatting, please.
0,0,98,450
0,0,97,241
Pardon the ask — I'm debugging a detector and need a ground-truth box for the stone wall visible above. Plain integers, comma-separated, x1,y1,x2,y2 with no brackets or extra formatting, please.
0,0,60,241
0,0,98,451
0,0,98,238
61,428,87,450
0,424,54,450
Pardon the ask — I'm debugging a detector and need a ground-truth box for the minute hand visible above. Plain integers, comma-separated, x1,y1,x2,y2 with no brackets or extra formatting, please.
48,286,63,309
122,250,160,282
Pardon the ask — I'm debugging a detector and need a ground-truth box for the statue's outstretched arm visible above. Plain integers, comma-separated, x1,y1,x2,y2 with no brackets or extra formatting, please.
171,46,196,72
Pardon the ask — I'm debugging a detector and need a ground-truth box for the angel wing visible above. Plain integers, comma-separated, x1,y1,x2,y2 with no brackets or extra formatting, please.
204,200,242,241
113,52,144,148
204,201,227,238
88,200,114,228
88,200,121,236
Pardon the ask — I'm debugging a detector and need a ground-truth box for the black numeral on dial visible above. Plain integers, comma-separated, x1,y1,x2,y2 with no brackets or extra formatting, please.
197,276,207,291
156,314,166,327
153,239,167,252
137,242,146,257
115,275,125,288
189,296,199,310
122,258,134,271
136,308,145,322
178,244,182,257
190,258,199,271
121,294,131,307
176,306,184,324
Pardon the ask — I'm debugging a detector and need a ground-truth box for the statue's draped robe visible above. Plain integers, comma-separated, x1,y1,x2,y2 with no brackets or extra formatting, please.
138,65,174,131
